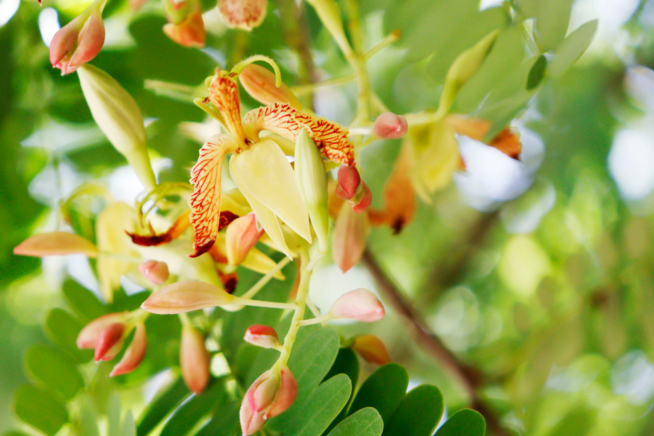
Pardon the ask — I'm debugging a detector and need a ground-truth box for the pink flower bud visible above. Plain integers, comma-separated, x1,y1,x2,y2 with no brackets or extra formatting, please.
239,64,302,109
163,11,205,48
138,260,170,285
180,325,211,394
240,365,298,435
218,0,268,31
50,8,105,75
94,322,126,362
372,112,408,139
141,281,236,314
351,334,391,365
332,203,369,273
226,214,264,266
329,289,385,322
77,313,128,349
335,165,361,200
244,325,280,349
351,182,372,213
14,231,98,258
111,321,147,376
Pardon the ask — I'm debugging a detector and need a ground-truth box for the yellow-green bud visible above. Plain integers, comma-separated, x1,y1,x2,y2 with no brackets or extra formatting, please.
77,64,157,191
294,128,329,253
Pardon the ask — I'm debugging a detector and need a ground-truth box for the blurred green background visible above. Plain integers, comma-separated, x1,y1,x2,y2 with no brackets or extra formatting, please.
3,0,654,434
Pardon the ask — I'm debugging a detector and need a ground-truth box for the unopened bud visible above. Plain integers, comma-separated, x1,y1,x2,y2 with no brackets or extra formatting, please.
372,112,408,139
350,182,372,213
218,0,268,31
95,322,126,361
77,64,156,191
14,231,98,258
335,165,360,200
163,11,206,48
226,214,264,265
351,334,391,365
77,313,128,349
239,64,301,109
329,289,385,322
244,325,280,349
295,128,330,253
332,202,369,273
50,7,105,75
180,325,211,394
240,365,298,435
111,320,147,376
141,281,236,314
138,259,170,285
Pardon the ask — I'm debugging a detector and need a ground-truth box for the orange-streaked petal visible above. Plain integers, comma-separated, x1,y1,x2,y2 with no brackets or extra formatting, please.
243,103,355,165
209,71,247,145
189,134,236,257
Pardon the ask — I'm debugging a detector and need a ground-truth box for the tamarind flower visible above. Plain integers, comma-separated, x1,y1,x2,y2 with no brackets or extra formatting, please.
189,67,358,258
49,5,105,75
218,0,268,31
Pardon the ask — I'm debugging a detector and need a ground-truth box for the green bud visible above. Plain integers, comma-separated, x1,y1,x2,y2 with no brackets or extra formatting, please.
294,128,329,253
78,64,157,191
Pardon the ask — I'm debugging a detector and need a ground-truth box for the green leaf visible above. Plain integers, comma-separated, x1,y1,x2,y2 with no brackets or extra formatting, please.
79,395,101,436
527,55,548,90
434,409,485,436
63,280,107,322
383,385,444,436
108,394,122,436
327,408,384,436
267,327,340,430
194,401,240,436
282,374,352,436
14,384,69,436
544,408,594,436
348,363,409,423
137,376,190,436
549,20,599,78
534,0,575,52
44,308,93,363
24,345,85,401
323,348,360,433
160,379,227,436
121,412,136,436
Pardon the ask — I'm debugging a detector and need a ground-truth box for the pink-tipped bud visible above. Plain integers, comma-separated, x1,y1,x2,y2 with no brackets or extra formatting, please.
332,203,369,273
240,365,298,435
180,325,211,394
329,289,385,322
138,260,170,285
239,64,302,109
351,182,372,213
77,313,128,349
50,8,105,75
163,11,205,48
129,0,149,10
141,281,236,314
94,323,126,362
244,325,280,349
335,165,361,200
372,112,408,139
111,321,147,376
226,214,264,266
14,231,98,258
218,0,268,31
351,334,391,365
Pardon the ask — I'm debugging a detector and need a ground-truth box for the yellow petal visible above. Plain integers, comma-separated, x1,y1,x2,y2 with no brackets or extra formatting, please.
241,246,285,280
14,232,98,258
230,139,312,243
141,280,235,314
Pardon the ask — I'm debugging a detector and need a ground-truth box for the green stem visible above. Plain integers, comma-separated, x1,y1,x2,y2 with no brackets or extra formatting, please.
291,74,357,96
234,298,296,310
240,257,292,300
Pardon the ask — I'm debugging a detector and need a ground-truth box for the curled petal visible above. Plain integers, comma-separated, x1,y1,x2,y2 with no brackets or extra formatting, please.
95,323,126,361
77,313,127,349
226,214,264,265
218,0,268,31
111,321,147,376
14,232,98,258
351,334,391,365
239,64,301,108
189,134,236,257
141,280,236,314
209,71,247,144
329,289,385,322
243,103,354,165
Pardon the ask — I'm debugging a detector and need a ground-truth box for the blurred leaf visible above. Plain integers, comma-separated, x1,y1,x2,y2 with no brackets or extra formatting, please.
160,379,227,436
44,308,93,363
108,394,122,436
137,376,190,436
544,408,594,436
383,385,444,436
121,412,136,436
63,280,108,323
527,55,548,90
24,345,84,401
79,395,101,436
348,363,409,423
534,0,575,52
549,20,599,78
327,408,384,436
283,374,352,436
434,409,485,436
13,384,69,436
323,348,360,432
194,401,240,436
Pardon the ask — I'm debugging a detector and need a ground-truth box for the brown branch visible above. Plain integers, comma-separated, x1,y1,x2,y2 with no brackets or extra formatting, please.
362,249,508,436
